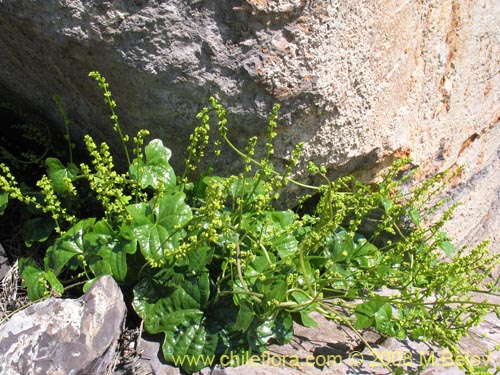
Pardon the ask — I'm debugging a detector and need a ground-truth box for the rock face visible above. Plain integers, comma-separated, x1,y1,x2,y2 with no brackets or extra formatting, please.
0,0,499,250
0,275,126,375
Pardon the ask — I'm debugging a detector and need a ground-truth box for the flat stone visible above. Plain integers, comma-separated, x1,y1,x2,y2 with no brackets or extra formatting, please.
0,275,126,375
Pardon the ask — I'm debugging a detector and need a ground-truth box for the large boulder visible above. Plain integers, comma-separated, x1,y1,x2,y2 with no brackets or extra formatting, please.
0,275,126,375
0,0,499,249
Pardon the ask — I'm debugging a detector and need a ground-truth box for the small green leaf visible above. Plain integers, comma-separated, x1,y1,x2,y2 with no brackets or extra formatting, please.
129,139,176,190
44,270,64,296
83,278,99,293
298,311,318,328
354,300,387,330
45,158,79,194
235,299,254,332
291,291,310,305
439,240,456,256
109,240,137,281
374,303,393,332
18,258,49,301
409,208,421,226
248,311,293,351
381,196,392,212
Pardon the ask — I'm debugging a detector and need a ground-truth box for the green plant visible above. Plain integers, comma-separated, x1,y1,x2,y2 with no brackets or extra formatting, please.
0,72,499,374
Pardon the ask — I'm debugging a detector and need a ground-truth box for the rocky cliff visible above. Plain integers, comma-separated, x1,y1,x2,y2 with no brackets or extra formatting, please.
0,0,499,251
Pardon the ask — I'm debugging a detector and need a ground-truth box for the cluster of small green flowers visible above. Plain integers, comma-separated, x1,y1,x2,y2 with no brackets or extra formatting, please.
0,163,36,205
210,97,227,136
265,104,280,157
35,175,76,230
306,161,327,175
172,235,200,261
80,135,130,220
185,110,211,173
130,129,151,201
266,140,304,199
278,142,304,188
195,180,226,243
133,129,150,159
244,136,258,173
252,184,274,212
62,175,78,196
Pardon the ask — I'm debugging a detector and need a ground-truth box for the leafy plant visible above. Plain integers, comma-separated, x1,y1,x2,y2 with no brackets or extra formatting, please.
0,72,499,374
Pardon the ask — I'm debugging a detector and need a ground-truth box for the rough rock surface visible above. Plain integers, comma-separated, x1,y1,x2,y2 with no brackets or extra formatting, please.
0,275,126,375
0,1,499,245
124,311,499,375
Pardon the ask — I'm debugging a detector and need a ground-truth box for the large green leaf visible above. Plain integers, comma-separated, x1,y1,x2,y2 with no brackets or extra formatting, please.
131,192,192,266
154,192,192,229
44,218,95,275
133,270,211,319
180,245,214,272
129,139,176,190
322,228,355,262
84,220,136,281
133,271,215,372
272,233,298,259
120,202,153,241
247,311,293,352
132,223,173,266
256,276,288,307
